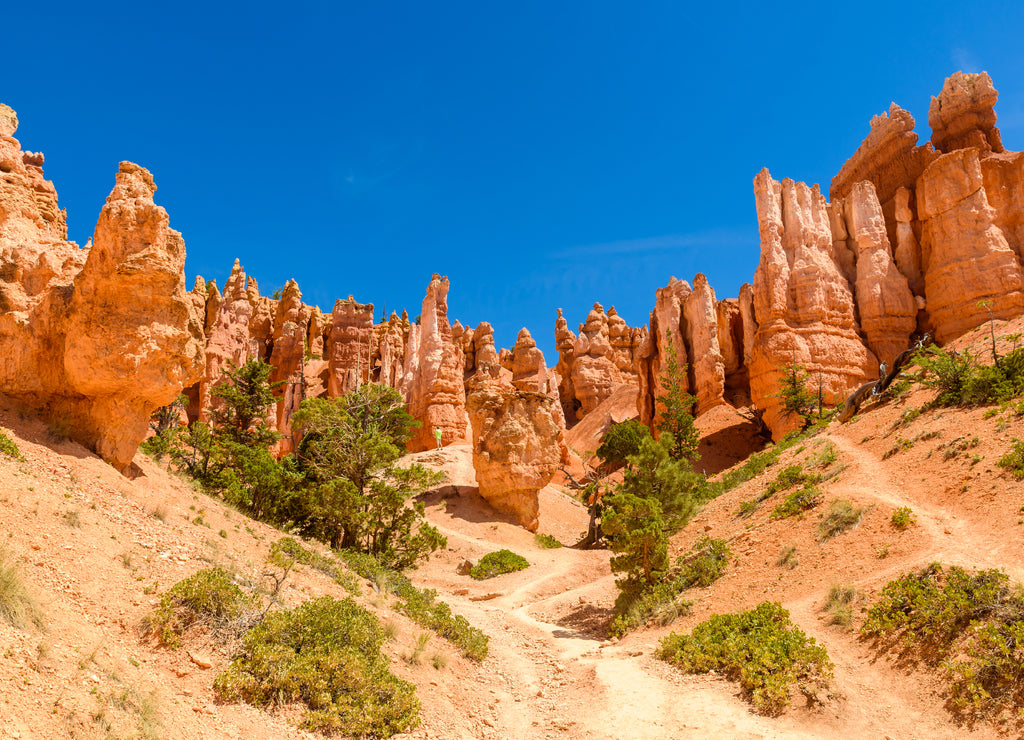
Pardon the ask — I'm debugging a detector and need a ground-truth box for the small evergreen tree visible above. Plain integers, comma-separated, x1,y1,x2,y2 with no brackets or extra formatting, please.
596,419,651,473
292,384,446,569
775,362,816,429
602,492,668,588
619,433,703,531
655,331,699,460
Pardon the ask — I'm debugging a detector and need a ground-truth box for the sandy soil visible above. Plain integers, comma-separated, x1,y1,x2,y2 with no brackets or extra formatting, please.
2,317,1024,739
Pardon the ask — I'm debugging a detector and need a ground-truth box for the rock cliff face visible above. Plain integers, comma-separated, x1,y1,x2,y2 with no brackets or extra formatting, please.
403,274,468,451
327,296,376,397
0,105,203,472
749,170,878,438
553,304,643,427
464,374,566,532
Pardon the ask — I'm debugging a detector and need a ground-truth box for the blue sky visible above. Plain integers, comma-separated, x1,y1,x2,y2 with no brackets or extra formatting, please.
5,1,1024,362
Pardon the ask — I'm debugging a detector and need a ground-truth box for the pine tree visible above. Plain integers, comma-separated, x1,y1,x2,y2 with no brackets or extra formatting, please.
655,330,699,460
776,362,817,429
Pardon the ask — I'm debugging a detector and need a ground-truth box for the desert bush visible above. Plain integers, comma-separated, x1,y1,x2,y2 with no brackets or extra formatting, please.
767,464,818,496
470,550,530,580
770,485,821,520
608,537,729,637
997,439,1024,480
658,602,832,715
883,438,913,460
822,584,857,627
147,568,257,647
534,533,562,549
891,506,915,530
215,596,420,737
676,536,731,588
862,564,1024,722
776,545,798,570
817,499,864,541
0,549,43,630
334,547,488,660
0,431,23,461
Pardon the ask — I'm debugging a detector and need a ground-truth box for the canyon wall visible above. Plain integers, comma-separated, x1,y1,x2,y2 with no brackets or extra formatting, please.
0,106,203,471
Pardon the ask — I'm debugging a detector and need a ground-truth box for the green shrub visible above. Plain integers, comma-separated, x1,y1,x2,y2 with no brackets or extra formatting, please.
0,549,43,630
534,533,562,549
269,537,360,595
882,438,913,460
997,439,1024,480
770,485,821,520
676,537,731,588
807,442,838,470
766,464,818,495
608,537,729,637
470,550,530,580
816,499,864,541
147,568,257,647
862,564,1024,722
0,431,23,461
215,597,420,737
658,602,832,715
334,548,488,660
891,506,915,530
822,584,857,627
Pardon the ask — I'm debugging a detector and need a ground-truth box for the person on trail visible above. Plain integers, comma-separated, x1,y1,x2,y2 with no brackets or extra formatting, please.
434,427,442,449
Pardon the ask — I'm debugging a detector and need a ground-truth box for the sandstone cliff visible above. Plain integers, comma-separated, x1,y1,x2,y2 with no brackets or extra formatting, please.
0,106,203,472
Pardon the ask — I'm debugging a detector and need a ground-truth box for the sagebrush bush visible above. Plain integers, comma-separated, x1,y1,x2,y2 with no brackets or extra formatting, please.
997,438,1024,480
215,596,420,737
891,506,915,530
334,546,488,660
608,537,729,637
822,584,857,627
534,533,562,549
0,431,23,461
862,564,1024,722
0,549,43,630
817,499,864,541
147,568,257,647
658,601,833,715
770,485,821,520
470,550,530,580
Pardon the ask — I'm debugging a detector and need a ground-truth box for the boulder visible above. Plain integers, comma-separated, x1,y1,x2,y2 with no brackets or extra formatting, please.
465,375,566,531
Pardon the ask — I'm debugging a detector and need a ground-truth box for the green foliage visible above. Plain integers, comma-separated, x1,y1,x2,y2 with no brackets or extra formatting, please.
596,419,652,472
770,484,821,520
140,394,187,462
470,549,530,580
766,464,819,496
774,363,818,429
816,499,864,541
215,596,420,737
619,433,705,531
533,533,562,549
608,536,729,637
659,602,833,715
334,548,488,660
603,493,668,588
269,537,360,595
0,549,43,630
676,536,731,589
148,568,257,647
914,345,1024,407
997,438,1024,480
883,437,914,459
0,431,23,461
823,584,857,627
210,360,281,447
862,564,1024,722
654,330,699,461
891,506,916,530
291,385,446,570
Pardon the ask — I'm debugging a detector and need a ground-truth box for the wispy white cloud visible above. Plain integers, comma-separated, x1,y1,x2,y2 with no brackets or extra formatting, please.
552,228,752,260
952,47,980,74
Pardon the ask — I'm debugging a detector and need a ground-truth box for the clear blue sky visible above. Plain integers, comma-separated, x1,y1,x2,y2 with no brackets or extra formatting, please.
5,1,1024,362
